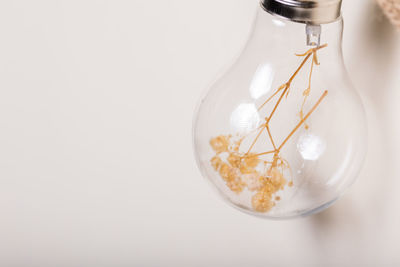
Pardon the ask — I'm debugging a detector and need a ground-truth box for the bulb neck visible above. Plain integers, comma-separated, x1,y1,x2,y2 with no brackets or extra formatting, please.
248,7,343,51
260,0,342,24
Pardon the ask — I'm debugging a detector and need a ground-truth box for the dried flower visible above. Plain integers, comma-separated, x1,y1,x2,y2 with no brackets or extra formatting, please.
211,156,223,171
210,135,230,154
227,153,241,168
209,44,328,213
242,173,263,191
227,178,245,193
252,190,274,212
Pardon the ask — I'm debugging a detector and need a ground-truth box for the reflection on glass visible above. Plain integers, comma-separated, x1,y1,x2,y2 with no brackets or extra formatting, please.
297,133,326,160
230,103,261,134
249,63,275,99
272,18,286,27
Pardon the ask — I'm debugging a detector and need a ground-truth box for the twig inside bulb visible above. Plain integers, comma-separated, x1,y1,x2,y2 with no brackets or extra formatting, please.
278,90,328,151
209,43,329,213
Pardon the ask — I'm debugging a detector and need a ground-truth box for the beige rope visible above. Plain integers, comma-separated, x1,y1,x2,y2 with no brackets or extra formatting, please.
376,0,400,29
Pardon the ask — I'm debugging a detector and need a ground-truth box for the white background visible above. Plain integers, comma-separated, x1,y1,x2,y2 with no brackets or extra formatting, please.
0,0,399,266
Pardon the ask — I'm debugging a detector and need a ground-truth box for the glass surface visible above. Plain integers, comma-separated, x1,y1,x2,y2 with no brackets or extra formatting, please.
193,7,367,219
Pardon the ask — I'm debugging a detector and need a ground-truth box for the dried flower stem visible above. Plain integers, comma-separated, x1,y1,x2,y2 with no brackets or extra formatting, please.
253,150,276,157
257,84,285,111
246,127,265,155
257,49,314,114
264,45,327,123
303,57,314,108
295,43,327,57
247,44,328,157
278,90,328,150
266,124,277,150
209,44,329,213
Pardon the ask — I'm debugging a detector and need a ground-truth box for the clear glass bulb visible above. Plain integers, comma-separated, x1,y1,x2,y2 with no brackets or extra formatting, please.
193,5,367,219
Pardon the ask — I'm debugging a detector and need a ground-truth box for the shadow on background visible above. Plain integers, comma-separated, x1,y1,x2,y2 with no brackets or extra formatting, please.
308,0,398,264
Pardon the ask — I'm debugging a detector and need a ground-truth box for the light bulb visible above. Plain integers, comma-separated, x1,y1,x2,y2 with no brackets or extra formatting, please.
193,0,367,219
